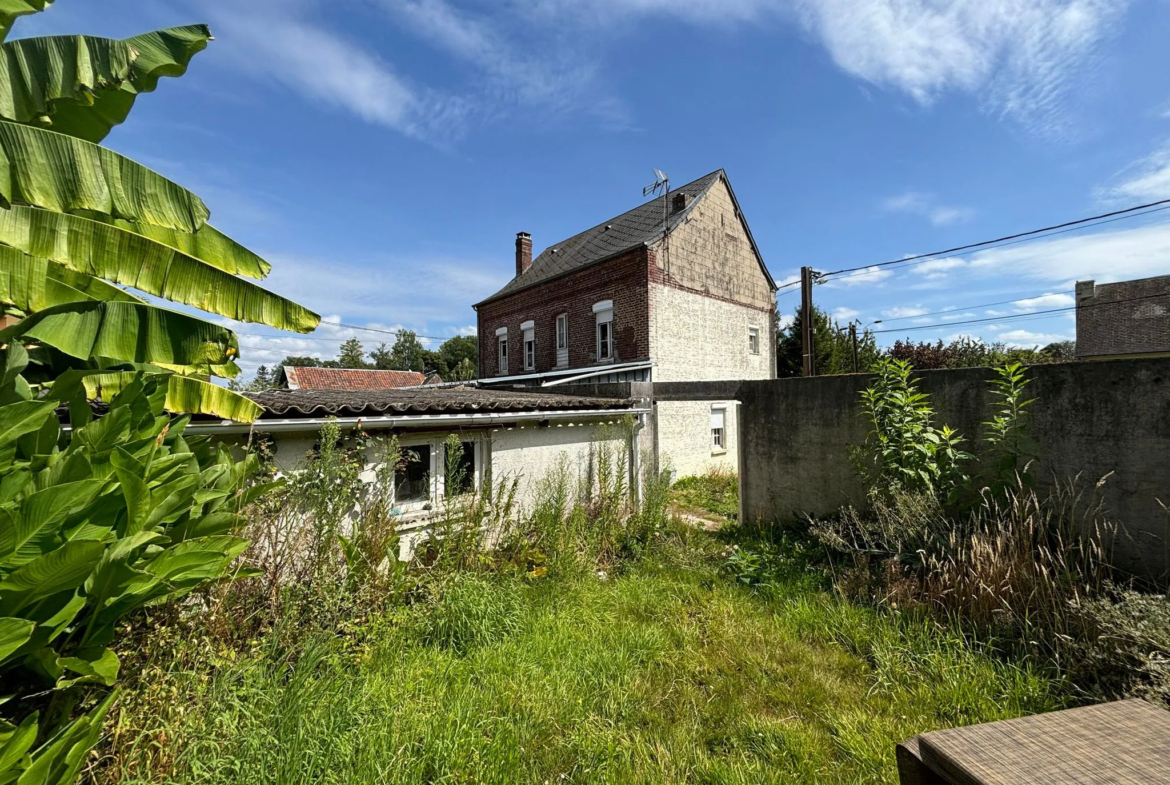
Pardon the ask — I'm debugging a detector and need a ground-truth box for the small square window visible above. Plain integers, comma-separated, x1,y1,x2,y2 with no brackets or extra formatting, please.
711,407,726,452
748,326,760,355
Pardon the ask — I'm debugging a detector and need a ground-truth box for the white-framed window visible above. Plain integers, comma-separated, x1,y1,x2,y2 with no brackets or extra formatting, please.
496,326,508,375
444,438,480,497
521,320,535,371
594,300,614,362
394,441,436,510
711,405,727,452
555,313,568,367
748,326,760,355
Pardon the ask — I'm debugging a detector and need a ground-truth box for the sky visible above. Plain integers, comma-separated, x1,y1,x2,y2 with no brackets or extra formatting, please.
20,0,1170,375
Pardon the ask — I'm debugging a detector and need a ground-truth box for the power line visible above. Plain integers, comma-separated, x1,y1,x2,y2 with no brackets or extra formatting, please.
871,289,1169,336
822,198,1170,278
317,321,450,341
869,290,1075,326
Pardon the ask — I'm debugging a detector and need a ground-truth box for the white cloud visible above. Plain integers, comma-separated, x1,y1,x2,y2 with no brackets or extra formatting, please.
206,0,1131,141
911,257,968,280
824,266,894,287
884,192,974,226
1100,141,1170,202
1012,292,1076,311
832,307,860,321
196,0,469,140
778,313,795,330
940,311,976,320
967,221,1170,283
882,305,928,318
997,329,1073,346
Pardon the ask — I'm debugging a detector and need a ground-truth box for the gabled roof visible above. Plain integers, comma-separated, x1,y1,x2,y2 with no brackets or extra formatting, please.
476,169,773,306
284,366,425,391
247,386,634,418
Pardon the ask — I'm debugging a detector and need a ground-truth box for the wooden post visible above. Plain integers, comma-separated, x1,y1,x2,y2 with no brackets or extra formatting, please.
800,266,815,377
850,322,859,373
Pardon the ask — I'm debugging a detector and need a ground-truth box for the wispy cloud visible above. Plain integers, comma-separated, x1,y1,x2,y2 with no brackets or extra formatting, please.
195,0,470,141
884,192,975,226
196,0,1130,141
1099,141,1170,202
793,0,1129,137
832,307,860,321
997,328,1073,346
882,305,928,318
967,221,1170,283
1012,292,1076,310
824,266,893,287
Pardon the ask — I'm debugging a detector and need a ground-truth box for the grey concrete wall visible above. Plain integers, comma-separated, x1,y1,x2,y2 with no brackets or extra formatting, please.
738,358,1170,579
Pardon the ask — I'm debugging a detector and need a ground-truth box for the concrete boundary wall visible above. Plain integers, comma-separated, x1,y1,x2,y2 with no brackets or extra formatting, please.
544,360,1170,578
737,358,1170,579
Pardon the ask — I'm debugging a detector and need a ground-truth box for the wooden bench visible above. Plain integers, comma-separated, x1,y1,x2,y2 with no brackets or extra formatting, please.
897,699,1170,784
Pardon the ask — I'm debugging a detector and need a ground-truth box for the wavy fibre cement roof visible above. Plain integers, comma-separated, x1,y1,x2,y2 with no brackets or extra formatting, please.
478,170,724,305
246,386,636,418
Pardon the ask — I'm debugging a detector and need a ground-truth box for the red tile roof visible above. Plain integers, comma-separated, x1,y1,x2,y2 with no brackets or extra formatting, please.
284,367,425,391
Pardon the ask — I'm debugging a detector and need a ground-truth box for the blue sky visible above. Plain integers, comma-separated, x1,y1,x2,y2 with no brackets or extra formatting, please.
21,0,1170,374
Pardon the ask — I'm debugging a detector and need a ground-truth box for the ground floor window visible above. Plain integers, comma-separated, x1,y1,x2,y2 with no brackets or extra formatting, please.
711,406,726,452
395,443,432,504
446,440,476,495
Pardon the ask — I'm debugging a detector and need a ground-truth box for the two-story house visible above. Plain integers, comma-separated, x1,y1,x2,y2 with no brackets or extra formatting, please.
474,169,777,477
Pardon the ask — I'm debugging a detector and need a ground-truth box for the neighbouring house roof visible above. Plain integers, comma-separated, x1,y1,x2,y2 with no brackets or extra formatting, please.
475,169,774,306
245,386,636,419
283,366,426,390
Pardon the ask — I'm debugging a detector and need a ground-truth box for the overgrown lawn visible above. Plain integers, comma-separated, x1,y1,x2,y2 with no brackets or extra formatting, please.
100,532,1061,785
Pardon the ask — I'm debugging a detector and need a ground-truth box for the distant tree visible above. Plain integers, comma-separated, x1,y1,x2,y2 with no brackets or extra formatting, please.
230,364,277,392
369,342,394,370
450,357,477,381
390,330,427,372
1041,340,1076,362
339,338,369,369
439,335,478,371
777,306,879,377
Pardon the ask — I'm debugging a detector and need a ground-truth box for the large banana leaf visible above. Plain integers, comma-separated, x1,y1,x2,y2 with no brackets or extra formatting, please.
27,26,214,143
0,120,209,232
0,207,318,331
80,371,262,423
108,218,271,279
0,300,238,367
0,0,50,43
0,246,142,312
0,34,135,132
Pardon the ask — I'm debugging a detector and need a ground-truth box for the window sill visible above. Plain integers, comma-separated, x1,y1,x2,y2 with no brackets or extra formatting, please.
711,449,727,456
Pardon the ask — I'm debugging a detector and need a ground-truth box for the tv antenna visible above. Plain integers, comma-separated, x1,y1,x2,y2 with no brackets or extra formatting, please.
643,169,669,198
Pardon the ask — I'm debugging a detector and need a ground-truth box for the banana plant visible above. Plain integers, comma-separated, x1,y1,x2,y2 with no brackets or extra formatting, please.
0,344,273,784
0,3,321,421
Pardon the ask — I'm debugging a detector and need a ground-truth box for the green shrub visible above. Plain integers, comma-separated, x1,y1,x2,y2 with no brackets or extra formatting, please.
0,346,262,784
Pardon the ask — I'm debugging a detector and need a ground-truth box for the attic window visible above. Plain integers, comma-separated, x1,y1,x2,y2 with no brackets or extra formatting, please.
672,193,689,213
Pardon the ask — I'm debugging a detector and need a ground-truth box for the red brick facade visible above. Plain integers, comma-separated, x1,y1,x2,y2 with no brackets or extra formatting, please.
476,248,651,377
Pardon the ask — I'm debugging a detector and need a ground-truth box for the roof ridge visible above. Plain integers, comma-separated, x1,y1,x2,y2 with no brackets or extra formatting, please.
532,169,724,258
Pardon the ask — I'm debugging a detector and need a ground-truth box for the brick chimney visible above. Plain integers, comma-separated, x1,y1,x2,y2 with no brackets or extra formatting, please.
515,232,532,277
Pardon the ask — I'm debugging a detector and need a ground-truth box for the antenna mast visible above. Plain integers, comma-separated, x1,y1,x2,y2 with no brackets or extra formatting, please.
644,169,670,275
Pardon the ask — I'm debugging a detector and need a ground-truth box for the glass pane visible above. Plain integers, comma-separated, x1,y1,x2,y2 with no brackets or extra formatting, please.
447,441,475,495
395,444,431,503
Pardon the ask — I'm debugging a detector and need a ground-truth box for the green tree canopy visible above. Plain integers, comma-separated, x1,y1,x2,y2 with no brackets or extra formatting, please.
776,306,880,378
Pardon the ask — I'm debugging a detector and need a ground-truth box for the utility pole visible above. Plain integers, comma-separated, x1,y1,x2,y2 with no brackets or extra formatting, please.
851,322,861,376
800,266,815,377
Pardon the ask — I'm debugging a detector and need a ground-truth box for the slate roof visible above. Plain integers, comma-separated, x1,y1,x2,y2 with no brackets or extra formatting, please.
477,170,729,305
284,367,425,391
246,386,635,419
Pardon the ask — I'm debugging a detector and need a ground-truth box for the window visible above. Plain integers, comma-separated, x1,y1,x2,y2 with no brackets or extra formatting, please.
522,320,535,371
748,326,760,355
556,314,568,367
711,406,726,452
496,327,508,375
446,440,476,496
594,300,614,362
395,444,432,504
